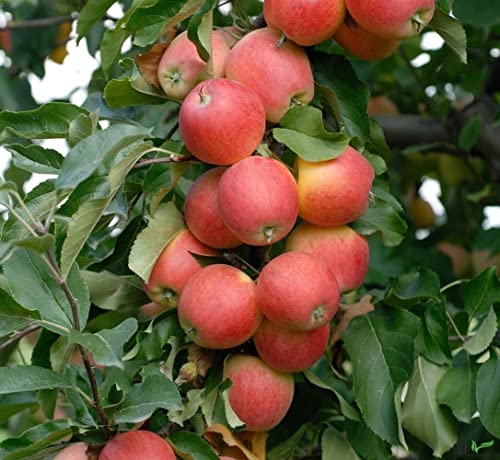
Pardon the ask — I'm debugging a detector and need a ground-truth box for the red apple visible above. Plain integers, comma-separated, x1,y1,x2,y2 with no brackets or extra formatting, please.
256,251,339,330
157,30,230,101
144,228,217,308
226,27,314,123
218,156,299,246
264,0,346,46
223,355,294,431
184,167,241,249
178,265,262,349
297,145,375,226
99,431,175,460
334,16,400,60
254,319,330,372
54,443,88,460
368,95,399,116
179,78,266,165
345,0,436,40
285,222,369,293
216,27,244,48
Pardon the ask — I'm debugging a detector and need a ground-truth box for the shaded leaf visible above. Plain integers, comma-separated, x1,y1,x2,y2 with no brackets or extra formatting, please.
476,355,500,438
77,0,116,41
7,144,64,174
385,268,441,308
462,267,500,318
429,8,467,64
331,295,375,345
68,111,99,147
0,366,70,394
167,431,218,460
321,427,360,460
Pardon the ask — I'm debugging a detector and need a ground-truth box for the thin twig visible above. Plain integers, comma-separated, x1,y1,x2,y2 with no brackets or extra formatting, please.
446,310,466,343
0,324,41,353
0,16,74,31
133,156,194,169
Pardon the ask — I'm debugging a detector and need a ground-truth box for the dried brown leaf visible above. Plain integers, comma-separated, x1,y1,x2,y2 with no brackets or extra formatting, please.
188,344,215,378
330,295,375,345
135,43,168,88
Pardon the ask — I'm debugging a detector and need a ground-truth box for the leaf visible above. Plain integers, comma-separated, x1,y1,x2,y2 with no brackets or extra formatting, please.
68,111,99,147
0,393,39,424
129,202,185,281
104,77,168,109
459,115,481,152
321,427,360,460
0,234,55,265
7,144,64,174
343,306,420,443
385,268,441,308
0,103,87,141
429,8,467,64
0,366,70,394
311,53,370,143
187,0,217,63
136,42,168,88
167,432,218,460
204,423,266,460
0,314,33,337
69,318,138,369
476,355,500,438
462,267,500,318
3,249,90,332
463,307,497,355
77,0,117,41
101,25,130,79
114,373,182,423
453,0,500,27
56,124,150,190
331,295,375,345
436,351,477,423
402,357,458,457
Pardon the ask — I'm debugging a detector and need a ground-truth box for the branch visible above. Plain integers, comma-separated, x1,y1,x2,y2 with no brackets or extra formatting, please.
0,16,74,31
133,156,194,169
0,324,40,353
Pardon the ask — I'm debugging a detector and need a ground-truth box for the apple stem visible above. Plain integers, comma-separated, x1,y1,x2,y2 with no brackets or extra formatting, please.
275,33,287,49
411,12,428,33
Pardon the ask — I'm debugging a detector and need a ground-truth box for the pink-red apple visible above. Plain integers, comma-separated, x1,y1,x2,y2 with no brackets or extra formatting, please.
54,443,88,460
368,95,400,116
178,265,262,349
157,30,230,101
216,27,244,48
225,27,314,123
345,0,436,40
297,145,374,226
99,431,175,460
254,319,330,372
144,228,217,308
184,168,241,249
223,355,294,431
179,78,266,165
218,156,299,246
285,222,369,293
256,251,339,330
264,0,346,46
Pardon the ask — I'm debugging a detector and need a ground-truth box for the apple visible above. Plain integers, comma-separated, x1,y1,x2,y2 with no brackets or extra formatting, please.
54,443,88,460
345,0,436,40
254,319,330,372
139,302,168,320
223,355,294,431
99,431,175,460
179,78,266,165
437,242,472,279
218,156,299,246
225,27,314,123
145,228,217,308
297,145,375,226
368,95,400,116
184,167,241,249
157,30,230,101
285,222,369,293
178,264,262,349
216,26,244,48
409,196,435,228
264,0,346,46
256,251,339,330
334,16,400,61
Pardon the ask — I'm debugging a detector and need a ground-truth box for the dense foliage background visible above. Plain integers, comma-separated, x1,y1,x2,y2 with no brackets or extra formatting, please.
0,0,499,459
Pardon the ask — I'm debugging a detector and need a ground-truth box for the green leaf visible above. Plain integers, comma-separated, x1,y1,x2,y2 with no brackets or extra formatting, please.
0,103,87,141
7,144,64,174
429,9,467,64
453,0,500,27
437,351,477,423
0,366,70,394
463,307,498,355
69,318,138,369
0,234,55,265
114,373,182,423
459,115,481,152
104,77,167,109
167,432,218,460
345,420,392,460
343,306,420,443
68,111,100,147
0,393,39,424
129,202,185,281
101,26,130,79
402,357,458,457
385,268,441,308
3,249,90,332
321,427,360,460
311,53,370,143
462,267,500,318
187,0,217,63
77,0,117,41
476,355,500,438
0,314,33,337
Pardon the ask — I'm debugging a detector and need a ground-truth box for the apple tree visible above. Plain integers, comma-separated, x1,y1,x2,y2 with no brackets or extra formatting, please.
0,0,499,459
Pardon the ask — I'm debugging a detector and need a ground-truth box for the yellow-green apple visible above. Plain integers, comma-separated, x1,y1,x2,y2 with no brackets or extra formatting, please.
145,228,217,308
54,443,88,459
179,79,266,165
184,167,241,249
254,319,330,372
225,27,314,123
297,146,374,226
345,0,436,40
157,30,230,101
368,95,399,116
218,156,299,246
334,16,400,60
285,223,369,293
99,431,175,460
264,0,346,46
216,26,244,48
223,355,294,431
409,196,435,228
257,251,339,330
178,265,262,349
